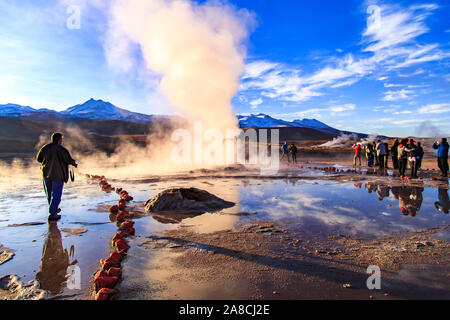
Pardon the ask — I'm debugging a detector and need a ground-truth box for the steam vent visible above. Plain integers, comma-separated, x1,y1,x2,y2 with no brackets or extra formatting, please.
144,188,235,214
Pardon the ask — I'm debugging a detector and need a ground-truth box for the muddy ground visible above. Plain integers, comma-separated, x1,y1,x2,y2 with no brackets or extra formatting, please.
116,222,449,300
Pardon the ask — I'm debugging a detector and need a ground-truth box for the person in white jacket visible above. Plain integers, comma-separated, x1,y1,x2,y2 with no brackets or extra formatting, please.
376,140,387,169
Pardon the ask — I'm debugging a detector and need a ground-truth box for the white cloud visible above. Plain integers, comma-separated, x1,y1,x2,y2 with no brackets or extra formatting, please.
382,89,416,101
398,69,426,77
384,83,403,88
276,103,356,120
418,103,450,114
240,3,447,105
242,61,280,79
249,98,263,109
393,110,413,115
391,119,418,125
329,103,356,113
363,4,437,52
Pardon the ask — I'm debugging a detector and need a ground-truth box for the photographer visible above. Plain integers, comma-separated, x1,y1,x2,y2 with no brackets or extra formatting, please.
433,138,449,178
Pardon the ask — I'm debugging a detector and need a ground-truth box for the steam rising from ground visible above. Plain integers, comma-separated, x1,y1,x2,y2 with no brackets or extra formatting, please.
2,1,257,178
89,0,254,175
319,134,360,148
106,0,253,133
318,134,383,148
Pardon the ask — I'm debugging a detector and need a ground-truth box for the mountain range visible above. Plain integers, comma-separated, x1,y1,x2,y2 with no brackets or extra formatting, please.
0,98,341,134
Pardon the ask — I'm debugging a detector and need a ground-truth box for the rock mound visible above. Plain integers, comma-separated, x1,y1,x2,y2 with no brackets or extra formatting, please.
145,188,235,214
0,275,49,300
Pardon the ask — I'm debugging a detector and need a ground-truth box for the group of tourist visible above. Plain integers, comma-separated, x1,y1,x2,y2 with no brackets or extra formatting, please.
352,137,448,178
281,141,298,163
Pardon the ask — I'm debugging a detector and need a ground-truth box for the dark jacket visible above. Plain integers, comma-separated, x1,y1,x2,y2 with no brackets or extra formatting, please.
417,146,424,159
405,143,419,158
36,143,77,183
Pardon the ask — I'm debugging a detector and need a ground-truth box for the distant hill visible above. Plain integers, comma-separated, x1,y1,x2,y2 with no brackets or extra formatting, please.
1,99,351,135
0,99,370,159
237,113,341,134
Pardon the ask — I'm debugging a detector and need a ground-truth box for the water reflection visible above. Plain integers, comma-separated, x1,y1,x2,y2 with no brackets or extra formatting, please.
392,186,424,217
151,212,203,224
144,179,242,234
35,222,78,295
355,182,441,217
435,188,450,214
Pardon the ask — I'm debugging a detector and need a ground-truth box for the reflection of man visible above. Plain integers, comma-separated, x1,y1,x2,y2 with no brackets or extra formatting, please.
35,222,77,295
376,185,390,201
394,186,424,217
435,188,450,214
365,183,377,194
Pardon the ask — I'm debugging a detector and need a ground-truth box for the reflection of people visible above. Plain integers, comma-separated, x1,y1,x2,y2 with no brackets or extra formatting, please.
392,186,424,216
435,188,450,214
36,133,78,221
376,185,390,201
35,222,77,295
365,183,377,194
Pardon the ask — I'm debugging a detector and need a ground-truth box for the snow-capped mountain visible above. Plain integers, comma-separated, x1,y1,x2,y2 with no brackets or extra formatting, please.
237,113,340,133
0,103,63,119
0,100,341,134
62,98,154,122
0,104,43,117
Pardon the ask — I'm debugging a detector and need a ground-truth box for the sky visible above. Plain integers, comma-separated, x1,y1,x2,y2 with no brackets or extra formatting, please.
0,0,449,137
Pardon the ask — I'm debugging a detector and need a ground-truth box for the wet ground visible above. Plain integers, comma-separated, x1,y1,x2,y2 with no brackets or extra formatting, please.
0,163,449,300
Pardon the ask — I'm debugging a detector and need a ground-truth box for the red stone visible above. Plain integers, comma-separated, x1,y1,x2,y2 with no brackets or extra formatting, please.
95,288,117,300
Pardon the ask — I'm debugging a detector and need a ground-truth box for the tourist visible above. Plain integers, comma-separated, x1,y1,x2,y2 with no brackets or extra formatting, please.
289,144,298,164
376,140,387,169
433,138,449,177
398,139,409,177
391,139,400,169
36,133,78,221
352,143,362,166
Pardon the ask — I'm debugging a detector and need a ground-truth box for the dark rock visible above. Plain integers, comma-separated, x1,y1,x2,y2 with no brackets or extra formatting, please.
145,188,235,214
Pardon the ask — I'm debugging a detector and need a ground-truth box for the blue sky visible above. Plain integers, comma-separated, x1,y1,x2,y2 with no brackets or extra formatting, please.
0,0,449,136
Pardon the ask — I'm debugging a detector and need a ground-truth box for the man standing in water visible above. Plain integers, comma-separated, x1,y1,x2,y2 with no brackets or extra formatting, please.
37,133,78,221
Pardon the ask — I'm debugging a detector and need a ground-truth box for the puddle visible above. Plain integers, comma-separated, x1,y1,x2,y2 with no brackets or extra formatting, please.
0,170,449,299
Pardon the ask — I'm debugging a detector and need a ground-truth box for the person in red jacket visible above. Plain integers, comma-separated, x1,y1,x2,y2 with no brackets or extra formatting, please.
353,143,362,166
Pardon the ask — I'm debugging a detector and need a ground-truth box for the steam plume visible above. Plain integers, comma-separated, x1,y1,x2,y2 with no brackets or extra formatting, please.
105,0,253,132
